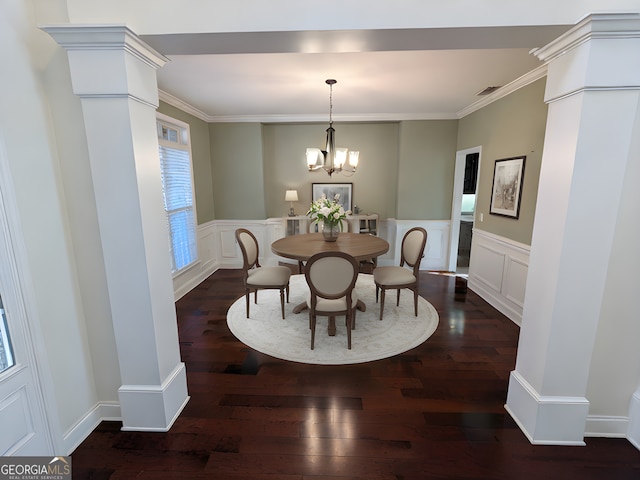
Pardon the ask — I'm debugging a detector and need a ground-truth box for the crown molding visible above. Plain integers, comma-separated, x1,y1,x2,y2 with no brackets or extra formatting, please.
532,12,640,63
160,65,548,124
158,90,210,122
41,24,168,70
456,63,548,119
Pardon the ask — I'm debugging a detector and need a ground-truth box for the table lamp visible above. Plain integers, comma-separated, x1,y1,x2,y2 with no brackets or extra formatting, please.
285,190,298,216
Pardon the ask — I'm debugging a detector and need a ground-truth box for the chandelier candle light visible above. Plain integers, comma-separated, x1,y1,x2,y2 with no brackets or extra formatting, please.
306,79,359,177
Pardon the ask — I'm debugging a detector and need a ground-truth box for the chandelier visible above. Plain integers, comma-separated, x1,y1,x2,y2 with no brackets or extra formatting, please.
306,79,359,177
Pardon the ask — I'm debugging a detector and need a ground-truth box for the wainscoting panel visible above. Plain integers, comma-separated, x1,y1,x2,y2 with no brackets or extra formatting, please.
173,218,453,299
220,227,239,260
468,229,530,326
394,220,450,271
473,243,506,293
0,386,32,454
503,256,528,308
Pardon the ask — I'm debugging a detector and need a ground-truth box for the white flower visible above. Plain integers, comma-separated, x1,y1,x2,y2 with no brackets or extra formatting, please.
306,193,349,227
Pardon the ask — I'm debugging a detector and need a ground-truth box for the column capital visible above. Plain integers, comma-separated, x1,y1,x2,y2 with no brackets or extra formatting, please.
41,24,168,69
42,25,168,106
533,13,640,63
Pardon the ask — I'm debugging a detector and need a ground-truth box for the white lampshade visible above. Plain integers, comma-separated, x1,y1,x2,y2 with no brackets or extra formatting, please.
306,148,322,168
349,151,359,168
285,190,298,202
334,148,348,168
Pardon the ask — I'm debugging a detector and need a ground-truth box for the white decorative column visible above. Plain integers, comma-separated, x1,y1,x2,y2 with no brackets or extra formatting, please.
505,13,640,445
43,26,189,431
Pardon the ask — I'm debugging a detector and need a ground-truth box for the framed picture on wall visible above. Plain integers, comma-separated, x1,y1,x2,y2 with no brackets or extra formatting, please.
312,183,353,213
490,156,526,219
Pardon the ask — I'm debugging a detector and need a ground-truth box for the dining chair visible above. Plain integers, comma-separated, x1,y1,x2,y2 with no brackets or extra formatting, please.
304,251,359,350
299,219,351,272
235,228,291,319
373,227,427,320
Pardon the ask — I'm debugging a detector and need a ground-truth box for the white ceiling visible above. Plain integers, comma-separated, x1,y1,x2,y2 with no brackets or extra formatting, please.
142,25,572,123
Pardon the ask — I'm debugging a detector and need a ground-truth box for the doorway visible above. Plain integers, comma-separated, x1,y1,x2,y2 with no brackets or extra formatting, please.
448,146,482,274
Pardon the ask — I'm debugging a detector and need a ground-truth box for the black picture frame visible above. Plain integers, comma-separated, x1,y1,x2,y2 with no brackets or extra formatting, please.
312,183,353,213
490,156,526,219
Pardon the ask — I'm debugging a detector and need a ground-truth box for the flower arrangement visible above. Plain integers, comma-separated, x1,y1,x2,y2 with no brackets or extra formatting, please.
306,193,350,228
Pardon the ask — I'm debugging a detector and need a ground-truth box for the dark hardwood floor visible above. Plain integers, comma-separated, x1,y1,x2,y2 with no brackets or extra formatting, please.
71,269,640,479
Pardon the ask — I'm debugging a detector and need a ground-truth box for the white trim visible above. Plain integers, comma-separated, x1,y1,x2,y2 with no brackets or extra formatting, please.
159,90,209,122
457,64,548,118
0,140,57,453
532,13,640,64
584,415,629,438
118,362,189,432
61,401,120,454
467,228,530,325
41,25,169,69
448,146,481,272
158,66,547,124
628,388,640,450
157,91,459,123
505,370,589,445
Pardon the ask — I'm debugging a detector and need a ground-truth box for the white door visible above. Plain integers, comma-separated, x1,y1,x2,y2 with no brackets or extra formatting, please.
0,174,53,454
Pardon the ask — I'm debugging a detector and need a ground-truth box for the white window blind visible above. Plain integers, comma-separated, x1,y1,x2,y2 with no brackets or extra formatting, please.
157,116,197,273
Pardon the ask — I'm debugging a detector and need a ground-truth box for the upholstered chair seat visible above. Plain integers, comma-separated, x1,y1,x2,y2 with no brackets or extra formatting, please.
236,228,291,319
373,227,427,320
305,291,359,313
370,266,416,287
247,267,291,287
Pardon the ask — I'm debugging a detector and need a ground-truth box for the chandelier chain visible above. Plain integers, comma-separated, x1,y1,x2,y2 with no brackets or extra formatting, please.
328,82,333,124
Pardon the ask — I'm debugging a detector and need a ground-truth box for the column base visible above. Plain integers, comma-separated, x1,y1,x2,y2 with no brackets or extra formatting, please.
118,363,189,431
628,388,640,451
505,370,588,445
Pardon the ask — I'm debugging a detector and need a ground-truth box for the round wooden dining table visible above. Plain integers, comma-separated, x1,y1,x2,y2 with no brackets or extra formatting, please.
271,232,389,265
271,232,390,334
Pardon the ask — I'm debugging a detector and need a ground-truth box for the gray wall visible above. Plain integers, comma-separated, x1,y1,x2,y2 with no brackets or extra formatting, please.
397,120,459,220
457,78,548,245
209,122,266,220
204,120,459,221
160,80,548,248
262,122,400,219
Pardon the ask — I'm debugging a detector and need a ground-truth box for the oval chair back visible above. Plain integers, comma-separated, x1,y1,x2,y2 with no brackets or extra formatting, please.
235,228,291,319
304,251,359,350
373,227,427,320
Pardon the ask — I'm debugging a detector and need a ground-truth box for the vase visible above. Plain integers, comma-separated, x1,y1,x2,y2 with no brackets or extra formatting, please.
321,221,340,242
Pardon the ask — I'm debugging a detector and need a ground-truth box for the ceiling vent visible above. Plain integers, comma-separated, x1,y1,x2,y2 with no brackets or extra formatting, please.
476,86,502,96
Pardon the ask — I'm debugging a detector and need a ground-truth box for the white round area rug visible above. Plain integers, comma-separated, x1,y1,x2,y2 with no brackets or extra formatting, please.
227,274,439,365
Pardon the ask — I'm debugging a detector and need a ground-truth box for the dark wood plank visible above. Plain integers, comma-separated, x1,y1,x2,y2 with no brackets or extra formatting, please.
70,269,640,480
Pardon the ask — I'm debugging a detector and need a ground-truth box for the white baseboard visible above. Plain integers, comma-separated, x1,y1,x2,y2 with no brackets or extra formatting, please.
62,401,120,455
118,363,189,432
505,370,588,445
584,415,629,438
627,389,640,450
173,258,220,301
468,277,523,326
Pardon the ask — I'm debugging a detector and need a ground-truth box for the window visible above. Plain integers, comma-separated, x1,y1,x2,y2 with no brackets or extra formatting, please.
157,114,197,273
0,296,15,374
